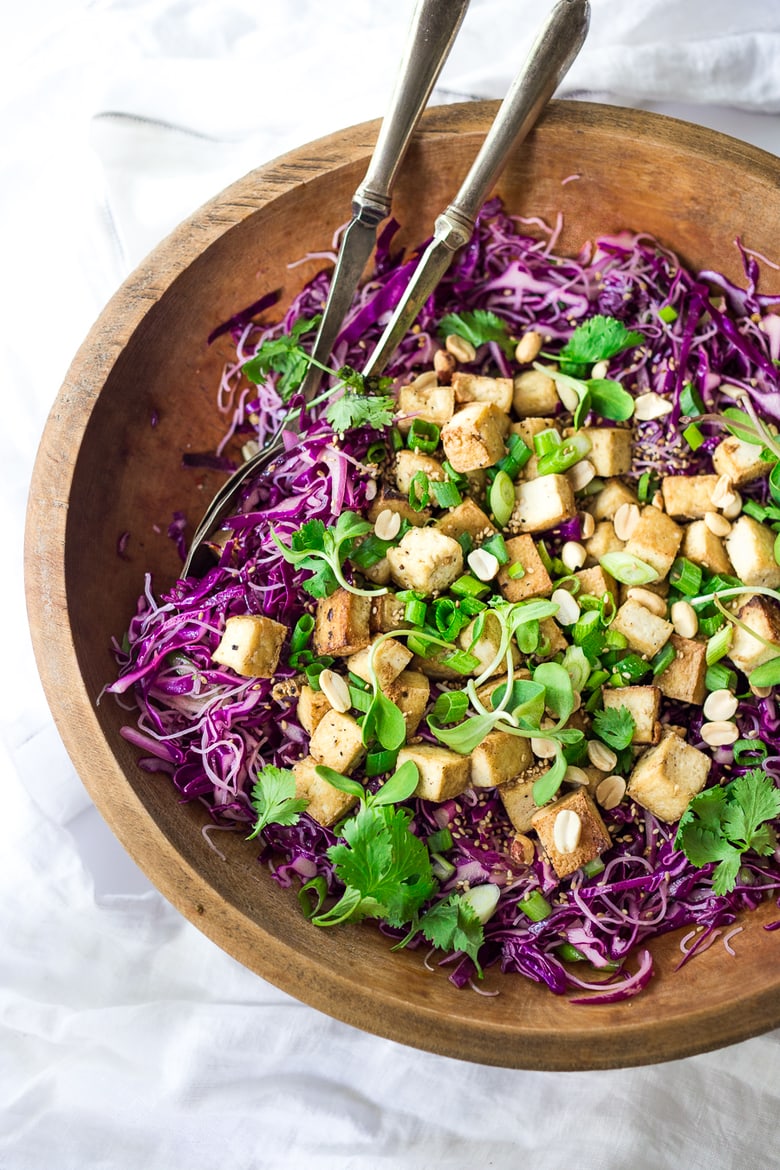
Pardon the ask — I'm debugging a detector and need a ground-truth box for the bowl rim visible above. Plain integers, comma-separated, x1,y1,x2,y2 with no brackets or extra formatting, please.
24,99,780,1070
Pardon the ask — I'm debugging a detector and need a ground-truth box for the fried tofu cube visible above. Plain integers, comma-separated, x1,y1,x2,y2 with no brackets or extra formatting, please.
627,731,711,822
500,768,548,832
497,534,553,602
367,488,430,527
369,592,408,635
655,633,707,705
537,616,569,657
440,402,508,472
660,474,720,520
573,564,617,603
586,478,639,522
452,371,513,413
435,498,496,542
509,474,577,534
611,598,673,658
293,755,359,828
531,788,612,880
584,520,624,566
727,594,780,675
572,427,632,477
346,636,413,690
397,743,471,802
212,613,287,678
724,515,780,589
394,449,446,497
470,731,532,788
682,520,734,576
510,417,560,445
385,670,430,736
512,369,559,416
308,709,366,775
458,612,519,677
386,527,463,595
623,505,683,578
312,589,372,657
396,382,455,431
359,555,392,586
712,434,773,486
602,685,661,744
297,685,332,735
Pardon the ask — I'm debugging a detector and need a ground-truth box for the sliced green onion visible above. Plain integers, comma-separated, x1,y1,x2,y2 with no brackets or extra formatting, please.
430,478,463,508
408,470,430,512
682,422,705,451
298,876,329,919
584,668,610,692
406,631,438,657
290,613,315,654
679,382,705,416
496,433,533,478
441,648,482,675
659,304,679,324
774,530,780,569
450,574,491,599
407,418,440,453
288,649,314,669
637,470,660,504
366,441,387,463
651,642,676,676
507,562,526,580
481,533,510,565
537,432,592,476
365,748,400,776
705,663,737,692
604,629,629,650
304,658,333,689
582,857,606,878
533,428,562,458
556,943,588,963
404,597,428,627
698,612,725,638
432,597,465,641
457,531,474,557
748,656,780,688
390,428,404,452
427,827,454,853
732,739,769,765
459,594,488,616
743,499,769,523
612,653,651,684
442,460,469,488
669,557,703,597
518,889,552,922
431,854,456,881
431,690,470,724
572,610,601,646
489,469,516,527
600,551,659,586
536,540,554,574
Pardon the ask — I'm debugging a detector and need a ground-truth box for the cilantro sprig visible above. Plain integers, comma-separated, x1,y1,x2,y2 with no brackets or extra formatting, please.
247,765,309,840
406,892,486,975
438,309,515,358
592,705,636,752
557,315,643,377
242,315,321,401
675,769,780,894
271,512,385,599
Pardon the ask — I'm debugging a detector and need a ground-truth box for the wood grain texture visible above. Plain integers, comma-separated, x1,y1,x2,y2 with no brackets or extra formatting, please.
24,101,780,1070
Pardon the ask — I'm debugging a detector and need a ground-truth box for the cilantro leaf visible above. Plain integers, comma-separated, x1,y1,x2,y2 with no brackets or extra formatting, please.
592,704,636,751
271,510,375,599
439,309,515,358
558,315,643,375
242,315,321,401
675,769,780,893
416,893,486,975
325,392,395,436
247,766,308,840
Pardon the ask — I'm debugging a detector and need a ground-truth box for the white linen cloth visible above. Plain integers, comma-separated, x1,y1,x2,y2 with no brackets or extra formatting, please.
3,2,780,1166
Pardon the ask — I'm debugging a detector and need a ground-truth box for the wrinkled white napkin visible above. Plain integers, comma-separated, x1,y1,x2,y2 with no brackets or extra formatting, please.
3,2,780,1167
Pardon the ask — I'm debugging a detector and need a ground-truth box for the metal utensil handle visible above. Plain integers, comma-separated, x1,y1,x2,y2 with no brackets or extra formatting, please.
438,0,590,250
353,0,471,225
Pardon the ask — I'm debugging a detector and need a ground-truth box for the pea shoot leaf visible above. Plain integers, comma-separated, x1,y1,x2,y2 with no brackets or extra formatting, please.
414,893,485,975
592,705,636,751
558,315,643,376
675,769,780,894
438,309,515,357
242,315,321,401
247,766,308,840
271,511,374,598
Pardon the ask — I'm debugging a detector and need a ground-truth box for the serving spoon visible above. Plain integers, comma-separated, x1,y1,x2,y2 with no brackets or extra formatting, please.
183,0,590,577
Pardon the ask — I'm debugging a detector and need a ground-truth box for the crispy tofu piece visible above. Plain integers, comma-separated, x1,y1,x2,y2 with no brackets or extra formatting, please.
394,449,446,496
396,382,455,431
293,755,359,828
570,427,632,477
531,788,612,880
510,417,560,445
440,402,508,472
727,595,780,675
312,589,372,657
712,434,773,486
458,612,519,677
369,592,408,635
573,564,617,602
308,709,366,775
661,474,721,520
452,371,513,413
500,768,549,832
497,534,553,602
360,555,392,586
346,636,413,690
470,731,532,788
435,498,496,542
584,520,624,566
410,653,464,681
724,515,780,589
681,520,734,576
537,616,569,657
212,613,287,678
586,478,639,522
367,488,430,527
386,527,463,595
602,685,661,744
627,731,711,823
512,369,559,416
397,743,471,802
623,505,683,579
297,685,332,735
655,633,707,705
385,670,430,736
611,598,673,658
509,474,577,535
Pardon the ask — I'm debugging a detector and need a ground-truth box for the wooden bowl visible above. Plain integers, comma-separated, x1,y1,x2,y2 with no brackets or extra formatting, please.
25,101,780,1070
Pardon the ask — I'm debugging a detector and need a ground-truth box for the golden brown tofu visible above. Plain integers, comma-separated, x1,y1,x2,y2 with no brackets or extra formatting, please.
682,520,734,576
312,589,372,657
386,527,464,595
573,564,617,603
661,474,721,520
712,434,774,486
346,636,413,690
496,534,554,602
627,731,711,822
458,612,519,677
369,592,408,636
531,788,612,880
394,449,446,496
212,613,287,678
512,369,560,416
611,598,674,658
584,520,625,566
623,505,683,578
727,594,780,675
573,427,632,478
293,755,359,828
724,516,780,589
499,767,549,832
586,478,639,522
537,616,569,657
509,474,577,534
655,633,707,705
395,382,455,431
452,371,513,413
440,402,508,472
602,685,661,744
296,685,332,735
384,669,430,737
435,498,496,543
367,488,430,528
470,731,532,788
397,743,471,802
308,709,366,775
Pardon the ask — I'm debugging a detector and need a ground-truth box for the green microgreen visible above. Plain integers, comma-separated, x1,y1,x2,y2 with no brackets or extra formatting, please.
247,765,309,840
271,511,386,599
438,308,515,357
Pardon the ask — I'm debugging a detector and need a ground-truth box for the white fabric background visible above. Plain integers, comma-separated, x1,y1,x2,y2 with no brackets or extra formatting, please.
3,2,780,1167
